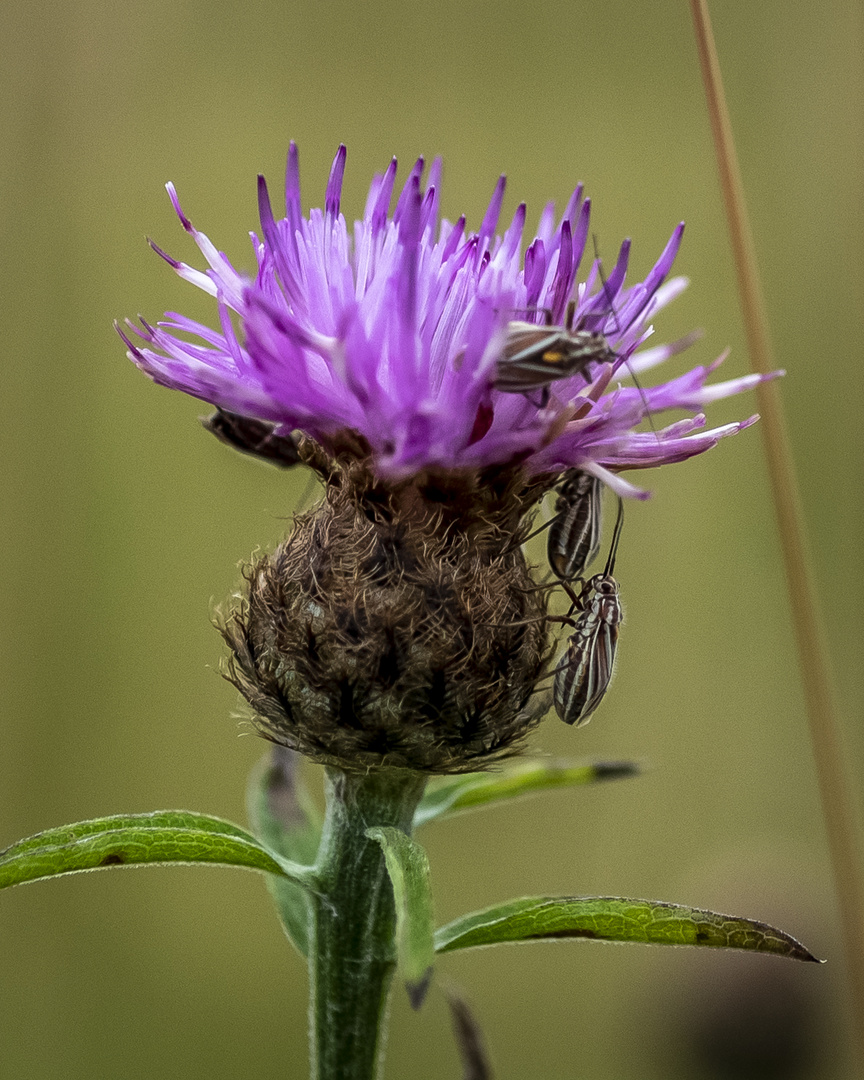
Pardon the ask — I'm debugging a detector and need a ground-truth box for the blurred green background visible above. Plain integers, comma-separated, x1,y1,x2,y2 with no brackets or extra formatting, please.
1,0,862,1076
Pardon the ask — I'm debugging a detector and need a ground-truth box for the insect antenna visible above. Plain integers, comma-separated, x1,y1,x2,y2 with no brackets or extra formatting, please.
471,611,577,631
592,235,660,443
508,305,554,326
603,495,625,578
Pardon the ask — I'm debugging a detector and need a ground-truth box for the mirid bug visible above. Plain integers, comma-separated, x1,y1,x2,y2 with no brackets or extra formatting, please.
547,470,604,581
494,300,615,407
552,499,623,727
202,409,301,467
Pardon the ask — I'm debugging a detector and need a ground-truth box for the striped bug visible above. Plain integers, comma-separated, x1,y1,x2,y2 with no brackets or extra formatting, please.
202,409,301,468
513,469,604,582
496,234,678,416
552,498,624,727
494,299,615,407
547,470,604,582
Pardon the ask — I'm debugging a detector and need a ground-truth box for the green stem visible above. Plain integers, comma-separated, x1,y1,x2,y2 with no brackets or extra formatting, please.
309,767,427,1080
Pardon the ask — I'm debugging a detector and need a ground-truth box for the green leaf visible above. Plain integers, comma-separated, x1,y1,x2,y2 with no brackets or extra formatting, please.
414,759,639,827
0,811,318,893
366,826,435,1008
435,896,820,963
247,749,323,957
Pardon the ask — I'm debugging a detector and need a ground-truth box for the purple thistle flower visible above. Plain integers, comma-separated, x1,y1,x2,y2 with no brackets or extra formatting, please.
118,144,776,497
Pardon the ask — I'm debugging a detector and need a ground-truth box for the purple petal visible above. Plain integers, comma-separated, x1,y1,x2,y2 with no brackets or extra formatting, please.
147,237,181,270
394,158,424,224
424,156,443,235
419,184,438,240
166,182,193,232
523,239,546,311
441,215,466,262
371,158,398,232
582,462,652,500
560,184,584,232
535,201,556,246
499,203,526,263
627,329,703,375
639,223,685,302
478,175,506,253
258,174,302,309
570,197,591,280
325,145,347,217
548,220,573,323
396,174,422,328
285,141,301,230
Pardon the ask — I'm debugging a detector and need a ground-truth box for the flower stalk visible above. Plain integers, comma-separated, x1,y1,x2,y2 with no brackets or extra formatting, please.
308,767,427,1080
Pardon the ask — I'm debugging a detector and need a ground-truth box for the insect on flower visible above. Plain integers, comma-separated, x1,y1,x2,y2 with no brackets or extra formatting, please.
512,469,604,581
202,409,301,468
494,299,615,407
546,470,605,581
552,499,624,727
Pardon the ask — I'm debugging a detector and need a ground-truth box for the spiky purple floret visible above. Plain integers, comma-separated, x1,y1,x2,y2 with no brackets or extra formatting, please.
119,143,775,495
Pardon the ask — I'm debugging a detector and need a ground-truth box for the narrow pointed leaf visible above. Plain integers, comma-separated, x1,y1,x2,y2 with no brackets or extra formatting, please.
414,759,639,827
0,811,318,892
366,826,435,1008
445,989,494,1080
247,749,322,956
435,896,820,963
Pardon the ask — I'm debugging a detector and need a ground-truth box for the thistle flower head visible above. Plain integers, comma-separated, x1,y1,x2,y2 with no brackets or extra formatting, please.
119,145,776,773
119,143,770,497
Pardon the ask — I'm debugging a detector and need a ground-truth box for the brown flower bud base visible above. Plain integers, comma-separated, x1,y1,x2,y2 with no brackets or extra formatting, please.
220,452,552,774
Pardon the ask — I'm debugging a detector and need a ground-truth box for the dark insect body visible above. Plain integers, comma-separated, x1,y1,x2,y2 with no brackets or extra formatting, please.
202,409,301,467
552,576,621,727
494,300,615,407
546,470,604,581
552,499,623,727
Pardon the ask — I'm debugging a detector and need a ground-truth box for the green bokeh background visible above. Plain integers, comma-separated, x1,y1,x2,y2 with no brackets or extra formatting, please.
2,1,862,1076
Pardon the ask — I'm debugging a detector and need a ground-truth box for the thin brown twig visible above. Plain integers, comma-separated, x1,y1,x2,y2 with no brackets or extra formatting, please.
688,0,864,1064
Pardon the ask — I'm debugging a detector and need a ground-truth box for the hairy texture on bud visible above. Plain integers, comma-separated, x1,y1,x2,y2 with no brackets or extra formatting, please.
220,454,552,774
